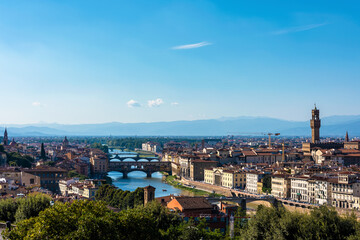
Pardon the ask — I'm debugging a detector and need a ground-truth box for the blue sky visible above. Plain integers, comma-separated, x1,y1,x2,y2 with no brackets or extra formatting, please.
1,0,360,124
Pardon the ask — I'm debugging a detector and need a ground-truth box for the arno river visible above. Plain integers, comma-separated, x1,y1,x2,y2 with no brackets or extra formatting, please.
107,150,189,197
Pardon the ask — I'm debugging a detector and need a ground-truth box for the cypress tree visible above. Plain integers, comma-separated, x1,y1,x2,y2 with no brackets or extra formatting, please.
40,143,46,160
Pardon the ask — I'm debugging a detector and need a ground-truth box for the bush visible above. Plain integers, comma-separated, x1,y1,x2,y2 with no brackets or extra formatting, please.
14,193,52,222
95,184,144,209
0,198,18,222
239,204,360,240
0,193,51,223
3,200,223,240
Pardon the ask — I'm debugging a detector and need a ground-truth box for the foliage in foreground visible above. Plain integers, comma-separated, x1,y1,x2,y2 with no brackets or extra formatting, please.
238,204,360,240
4,196,360,240
0,193,51,223
95,184,144,209
3,200,223,240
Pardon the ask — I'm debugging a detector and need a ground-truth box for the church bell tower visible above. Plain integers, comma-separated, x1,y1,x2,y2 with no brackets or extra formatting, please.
310,105,321,143
3,128,8,146
144,185,156,205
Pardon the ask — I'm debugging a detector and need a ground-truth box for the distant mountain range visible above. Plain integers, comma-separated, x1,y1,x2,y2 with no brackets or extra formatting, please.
1,115,360,137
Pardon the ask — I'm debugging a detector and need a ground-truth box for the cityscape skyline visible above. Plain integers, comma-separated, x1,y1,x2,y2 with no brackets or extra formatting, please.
1,1,360,124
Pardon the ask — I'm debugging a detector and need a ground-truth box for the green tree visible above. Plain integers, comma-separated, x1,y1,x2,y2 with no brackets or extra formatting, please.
14,193,52,222
4,200,120,240
4,199,226,240
95,185,144,209
306,205,357,240
0,193,51,224
0,198,18,222
262,175,272,194
91,142,109,153
6,152,34,168
68,170,87,180
239,204,359,240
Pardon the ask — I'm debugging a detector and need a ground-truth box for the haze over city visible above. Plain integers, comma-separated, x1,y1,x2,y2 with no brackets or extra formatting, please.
1,0,360,124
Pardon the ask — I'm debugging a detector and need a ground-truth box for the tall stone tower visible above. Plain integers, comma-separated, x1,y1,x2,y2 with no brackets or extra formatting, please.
144,185,156,205
345,131,349,142
3,128,8,146
310,105,321,143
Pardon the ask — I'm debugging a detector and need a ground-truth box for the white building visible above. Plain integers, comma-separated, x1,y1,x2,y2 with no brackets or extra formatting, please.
246,171,264,194
308,176,331,205
329,172,359,209
142,142,162,153
271,174,290,199
290,176,310,202
59,178,103,200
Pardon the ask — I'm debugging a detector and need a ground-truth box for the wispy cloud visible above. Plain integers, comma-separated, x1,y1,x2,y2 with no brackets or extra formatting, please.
127,99,141,108
148,98,164,107
272,23,328,35
172,41,212,50
32,101,46,107
171,102,179,106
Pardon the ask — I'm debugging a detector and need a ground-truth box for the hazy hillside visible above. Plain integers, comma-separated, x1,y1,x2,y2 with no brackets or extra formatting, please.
2,115,360,136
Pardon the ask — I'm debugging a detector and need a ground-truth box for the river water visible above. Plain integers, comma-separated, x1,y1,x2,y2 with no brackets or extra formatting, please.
108,150,187,197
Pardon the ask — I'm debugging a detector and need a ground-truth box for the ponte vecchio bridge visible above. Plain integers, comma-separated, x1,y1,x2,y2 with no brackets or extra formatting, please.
110,152,159,162
108,152,171,178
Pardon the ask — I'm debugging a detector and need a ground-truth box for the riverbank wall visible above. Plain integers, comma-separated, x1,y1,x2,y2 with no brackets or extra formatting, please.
178,178,233,197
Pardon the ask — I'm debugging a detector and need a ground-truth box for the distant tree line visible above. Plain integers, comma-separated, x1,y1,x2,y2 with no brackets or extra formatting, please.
95,184,144,209
91,142,109,153
106,137,200,150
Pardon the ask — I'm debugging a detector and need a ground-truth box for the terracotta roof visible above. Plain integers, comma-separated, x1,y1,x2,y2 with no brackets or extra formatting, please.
242,150,257,156
23,166,67,172
272,174,290,178
171,197,213,210
191,159,217,163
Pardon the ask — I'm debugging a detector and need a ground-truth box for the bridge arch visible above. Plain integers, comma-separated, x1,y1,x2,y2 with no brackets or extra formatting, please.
109,157,159,162
122,158,137,162
108,161,171,179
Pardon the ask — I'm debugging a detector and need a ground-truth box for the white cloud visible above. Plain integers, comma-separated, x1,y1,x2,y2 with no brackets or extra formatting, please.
171,102,179,106
148,98,164,107
172,41,212,50
272,23,328,35
127,99,141,108
32,101,46,107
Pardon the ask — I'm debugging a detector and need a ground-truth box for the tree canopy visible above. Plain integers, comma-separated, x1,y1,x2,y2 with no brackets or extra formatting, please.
3,200,222,240
0,193,51,223
6,152,34,168
95,184,144,209
239,204,359,240
3,196,360,240
91,142,109,153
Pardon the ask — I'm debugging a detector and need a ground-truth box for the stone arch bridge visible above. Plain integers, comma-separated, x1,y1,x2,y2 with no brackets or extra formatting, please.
108,160,171,178
228,191,316,210
109,153,159,162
